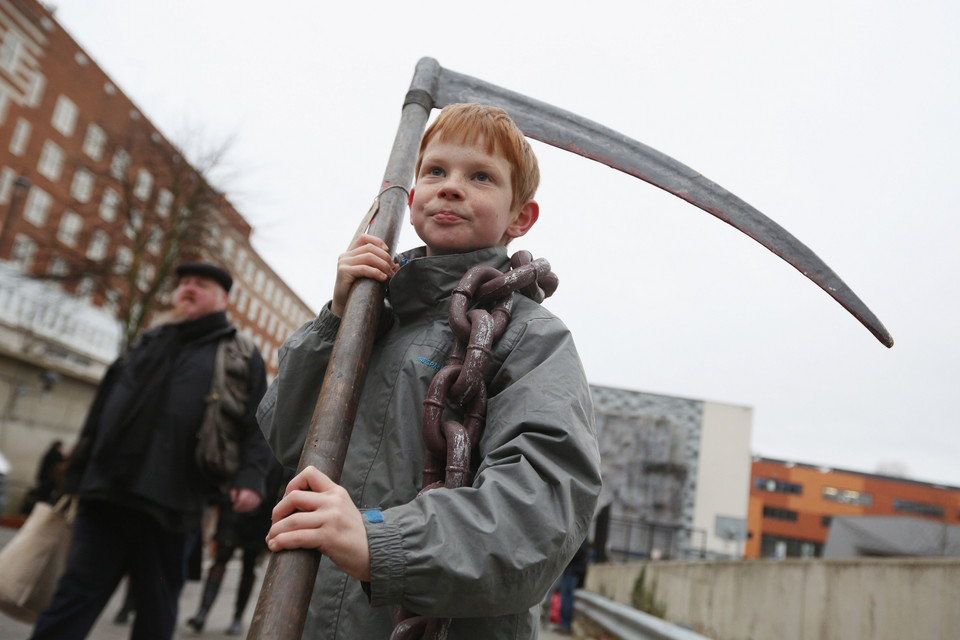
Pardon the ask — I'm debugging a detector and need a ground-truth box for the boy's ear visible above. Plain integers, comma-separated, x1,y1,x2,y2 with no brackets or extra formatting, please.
408,188,415,210
505,200,539,240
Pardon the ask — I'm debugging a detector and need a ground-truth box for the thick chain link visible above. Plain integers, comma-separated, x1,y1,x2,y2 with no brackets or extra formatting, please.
389,251,558,640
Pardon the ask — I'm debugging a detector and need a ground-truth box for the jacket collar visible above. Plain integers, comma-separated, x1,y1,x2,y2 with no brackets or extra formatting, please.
388,246,511,321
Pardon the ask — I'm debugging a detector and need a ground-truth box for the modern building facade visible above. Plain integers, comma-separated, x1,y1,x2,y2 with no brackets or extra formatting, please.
590,385,753,560
0,0,314,516
746,456,960,558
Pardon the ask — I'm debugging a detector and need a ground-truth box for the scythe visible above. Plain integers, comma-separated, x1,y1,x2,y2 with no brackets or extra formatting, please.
247,56,892,640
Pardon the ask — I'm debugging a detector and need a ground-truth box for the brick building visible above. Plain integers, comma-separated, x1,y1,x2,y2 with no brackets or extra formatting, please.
0,0,313,515
0,0,313,370
746,456,960,558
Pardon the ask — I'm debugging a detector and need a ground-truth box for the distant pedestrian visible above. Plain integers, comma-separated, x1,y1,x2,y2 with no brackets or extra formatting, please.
29,262,274,640
558,539,590,633
20,440,64,513
187,460,290,635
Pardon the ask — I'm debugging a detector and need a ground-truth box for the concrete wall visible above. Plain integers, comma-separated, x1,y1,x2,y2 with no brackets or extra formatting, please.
0,354,98,514
585,558,960,640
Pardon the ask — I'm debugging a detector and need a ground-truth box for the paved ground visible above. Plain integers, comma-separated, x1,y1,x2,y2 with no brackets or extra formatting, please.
1,525,573,639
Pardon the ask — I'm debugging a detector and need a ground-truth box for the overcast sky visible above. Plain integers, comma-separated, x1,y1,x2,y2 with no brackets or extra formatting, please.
49,1,959,485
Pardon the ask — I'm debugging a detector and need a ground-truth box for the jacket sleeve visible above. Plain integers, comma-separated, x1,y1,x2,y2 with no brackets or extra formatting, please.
231,348,273,497
363,313,602,618
62,354,126,493
256,305,341,468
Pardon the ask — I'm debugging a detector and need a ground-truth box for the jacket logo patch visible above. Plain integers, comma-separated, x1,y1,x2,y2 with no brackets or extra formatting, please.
417,357,441,372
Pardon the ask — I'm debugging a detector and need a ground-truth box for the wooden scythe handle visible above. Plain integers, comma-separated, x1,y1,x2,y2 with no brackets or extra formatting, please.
246,58,440,640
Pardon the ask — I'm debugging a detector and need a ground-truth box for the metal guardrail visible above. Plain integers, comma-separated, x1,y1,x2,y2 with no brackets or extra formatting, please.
574,590,711,640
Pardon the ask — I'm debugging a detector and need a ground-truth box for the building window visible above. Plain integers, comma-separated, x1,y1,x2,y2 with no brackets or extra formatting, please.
236,289,248,313
114,246,133,274
37,140,65,181
104,289,120,313
822,487,873,507
87,230,109,261
125,209,142,239
70,167,95,203
893,499,944,519
110,148,130,180
759,534,822,559
100,188,120,221
76,276,95,299
755,478,803,495
0,166,15,204
0,29,23,71
133,169,153,201
222,236,235,259
248,299,258,322
762,506,798,522
26,73,45,108
146,227,163,254
22,187,52,226
155,188,173,217
51,95,78,136
9,118,31,156
47,256,68,277
138,263,155,291
0,86,8,126
10,234,36,270
821,516,833,528
57,210,83,246
82,123,106,160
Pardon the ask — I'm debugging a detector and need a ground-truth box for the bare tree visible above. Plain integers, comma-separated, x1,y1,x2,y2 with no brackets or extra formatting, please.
20,123,234,349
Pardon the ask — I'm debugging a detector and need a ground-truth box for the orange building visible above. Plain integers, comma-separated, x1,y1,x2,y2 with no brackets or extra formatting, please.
745,457,960,558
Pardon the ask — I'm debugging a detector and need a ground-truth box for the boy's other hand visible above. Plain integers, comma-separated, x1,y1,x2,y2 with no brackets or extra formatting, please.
331,233,398,316
266,466,371,582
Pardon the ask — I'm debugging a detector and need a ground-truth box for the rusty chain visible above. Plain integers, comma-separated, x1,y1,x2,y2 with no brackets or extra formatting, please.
389,251,558,640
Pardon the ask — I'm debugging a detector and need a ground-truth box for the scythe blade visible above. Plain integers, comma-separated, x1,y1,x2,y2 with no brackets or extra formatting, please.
428,59,893,347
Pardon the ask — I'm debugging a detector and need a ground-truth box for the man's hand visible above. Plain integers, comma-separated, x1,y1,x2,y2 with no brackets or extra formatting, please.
266,466,371,582
230,487,262,514
331,233,398,316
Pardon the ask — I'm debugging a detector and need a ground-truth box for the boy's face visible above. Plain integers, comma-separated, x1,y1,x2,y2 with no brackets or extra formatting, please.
410,138,537,256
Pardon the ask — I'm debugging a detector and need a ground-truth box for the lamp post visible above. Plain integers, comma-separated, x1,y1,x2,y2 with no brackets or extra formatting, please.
0,175,32,259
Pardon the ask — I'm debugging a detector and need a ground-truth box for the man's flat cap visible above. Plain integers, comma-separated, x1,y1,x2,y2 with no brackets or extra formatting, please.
175,262,233,293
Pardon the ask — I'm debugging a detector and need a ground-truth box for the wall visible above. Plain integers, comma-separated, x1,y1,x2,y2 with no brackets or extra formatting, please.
585,558,960,640
0,352,96,514
692,401,752,557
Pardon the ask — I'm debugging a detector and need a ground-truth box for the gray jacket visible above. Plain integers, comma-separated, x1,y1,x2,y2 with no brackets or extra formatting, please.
257,246,602,639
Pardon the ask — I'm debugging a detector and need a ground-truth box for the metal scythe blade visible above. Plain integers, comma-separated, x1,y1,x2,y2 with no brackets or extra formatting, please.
426,58,893,348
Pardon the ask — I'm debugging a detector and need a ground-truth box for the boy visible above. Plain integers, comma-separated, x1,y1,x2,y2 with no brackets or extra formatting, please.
257,103,602,639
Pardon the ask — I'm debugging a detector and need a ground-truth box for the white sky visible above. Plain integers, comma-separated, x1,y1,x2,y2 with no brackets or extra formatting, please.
49,1,960,485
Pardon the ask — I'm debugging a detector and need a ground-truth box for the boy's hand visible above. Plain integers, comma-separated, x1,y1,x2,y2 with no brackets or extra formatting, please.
266,466,371,582
331,233,398,316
